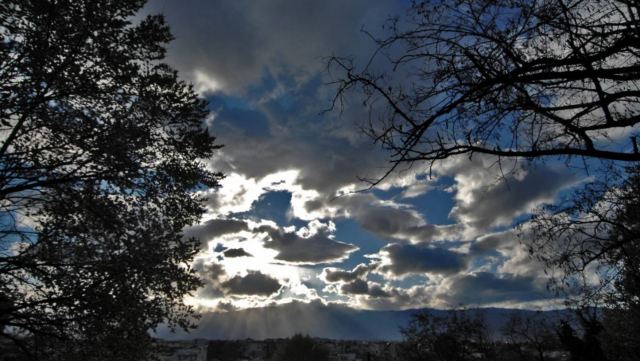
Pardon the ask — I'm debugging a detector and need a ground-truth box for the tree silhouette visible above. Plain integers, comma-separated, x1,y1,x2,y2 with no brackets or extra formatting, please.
529,165,640,359
502,312,560,361
556,315,608,361
399,310,495,361
330,0,640,183
530,165,640,307
274,334,330,361
331,3,640,356
0,1,222,359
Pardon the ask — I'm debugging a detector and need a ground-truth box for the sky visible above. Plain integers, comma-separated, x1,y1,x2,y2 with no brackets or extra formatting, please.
143,0,590,316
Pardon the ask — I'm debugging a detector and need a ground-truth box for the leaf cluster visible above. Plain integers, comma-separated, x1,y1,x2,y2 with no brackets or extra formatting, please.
0,1,222,359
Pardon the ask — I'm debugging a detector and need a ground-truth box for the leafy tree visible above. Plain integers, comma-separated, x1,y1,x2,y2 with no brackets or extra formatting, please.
330,0,640,182
273,334,329,361
399,310,495,361
0,0,222,360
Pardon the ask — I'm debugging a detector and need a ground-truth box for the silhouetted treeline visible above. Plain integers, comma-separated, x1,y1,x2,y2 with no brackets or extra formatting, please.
199,308,638,361
399,309,638,361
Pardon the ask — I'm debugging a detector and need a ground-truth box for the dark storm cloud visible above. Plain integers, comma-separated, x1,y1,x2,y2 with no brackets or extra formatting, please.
368,284,393,298
184,218,249,249
221,271,282,296
223,248,252,258
256,225,358,264
322,263,369,283
203,263,226,281
378,243,468,277
208,125,388,198
192,261,227,299
340,279,369,294
192,259,226,281
188,216,359,264
439,272,548,305
340,280,392,298
144,0,406,211
145,0,397,93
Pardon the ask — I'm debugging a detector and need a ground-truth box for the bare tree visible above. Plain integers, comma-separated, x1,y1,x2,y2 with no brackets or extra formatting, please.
529,165,639,305
330,0,640,183
528,165,640,359
502,312,560,361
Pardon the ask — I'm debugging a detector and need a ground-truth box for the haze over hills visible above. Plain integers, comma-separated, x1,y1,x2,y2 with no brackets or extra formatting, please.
155,301,569,341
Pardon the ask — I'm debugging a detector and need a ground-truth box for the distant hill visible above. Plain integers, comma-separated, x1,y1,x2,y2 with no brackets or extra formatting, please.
155,300,571,341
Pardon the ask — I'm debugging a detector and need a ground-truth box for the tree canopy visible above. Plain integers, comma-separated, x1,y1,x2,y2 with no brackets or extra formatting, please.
274,334,330,361
0,0,222,359
331,0,640,182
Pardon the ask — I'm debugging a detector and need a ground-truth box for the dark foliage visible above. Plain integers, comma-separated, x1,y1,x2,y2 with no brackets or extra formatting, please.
399,310,495,361
556,313,608,361
502,311,560,361
398,309,620,361
207,341,244,361
0,0,222,360
273,334,330,361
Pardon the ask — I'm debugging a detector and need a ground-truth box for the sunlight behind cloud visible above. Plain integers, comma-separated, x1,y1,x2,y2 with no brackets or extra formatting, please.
193,69,222,95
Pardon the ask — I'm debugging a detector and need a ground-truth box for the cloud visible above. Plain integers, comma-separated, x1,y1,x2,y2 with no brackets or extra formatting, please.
376,242,468,277
430,156,578,233
358,285,436,310
451,166,577,230
355,203,460,242
145,0,397,93
221,271,282,296
203,262,226,281
208,132,386,205
465,223,552,283
437,272,549,306
223,248,252,258
144,0,586,311
184,218,249,250
340,280,391,298
192,261,227,299
202,173,275,216
297,192,461,243
256,224,358,264
322,264,369,283
340,279,369,294
469,229,518,256
192,259,226,280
